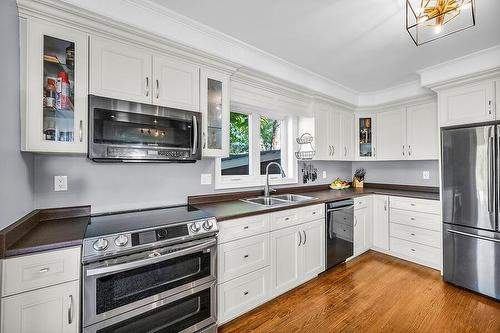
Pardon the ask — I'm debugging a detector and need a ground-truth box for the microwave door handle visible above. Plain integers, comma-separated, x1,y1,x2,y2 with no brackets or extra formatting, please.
86,238,215,276
192,115,198,155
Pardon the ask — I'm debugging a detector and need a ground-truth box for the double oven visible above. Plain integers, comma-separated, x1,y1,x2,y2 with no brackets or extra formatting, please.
83,237,217,332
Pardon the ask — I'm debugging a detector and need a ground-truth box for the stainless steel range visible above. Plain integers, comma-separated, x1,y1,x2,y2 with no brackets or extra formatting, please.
82,205,218,333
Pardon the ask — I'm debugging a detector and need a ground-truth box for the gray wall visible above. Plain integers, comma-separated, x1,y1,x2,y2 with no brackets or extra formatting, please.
33,156,352,214
352,160,440,187
0,0,34,229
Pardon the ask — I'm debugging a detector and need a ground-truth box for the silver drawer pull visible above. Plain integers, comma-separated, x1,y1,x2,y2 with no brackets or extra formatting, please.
39,268,50,273
410,233,415,236
410,203,416,206
285,217,290,221
243,226,249,230
410,217,415,220
243,254,249,258
411,248,416,252
68,295,74,324
243,291,249,295
312,212,316,215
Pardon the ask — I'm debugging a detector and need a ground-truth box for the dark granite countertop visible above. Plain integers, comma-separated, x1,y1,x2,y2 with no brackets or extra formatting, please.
192,184,439,222
0,206,90,258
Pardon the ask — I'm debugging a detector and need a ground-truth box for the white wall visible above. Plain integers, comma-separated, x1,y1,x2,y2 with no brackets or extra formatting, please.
0,0,34,229
352,161,440,187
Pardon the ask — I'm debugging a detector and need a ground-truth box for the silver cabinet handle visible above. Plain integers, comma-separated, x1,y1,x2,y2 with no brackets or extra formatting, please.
243,254,249,258
156,79,159,99
68,295,74,324
408,145,411,156
302,230,307,245
145,77,149,97
488,100,492,114
373,147,376,157
402,145,405,156
39,267,50,273
354,216,358,227
203,132,206,149
298,231,302,246
79,120,83,142
329,146,332,156
243,291,249,295
332,146,335,156
344,147,347,157
384,200,387,211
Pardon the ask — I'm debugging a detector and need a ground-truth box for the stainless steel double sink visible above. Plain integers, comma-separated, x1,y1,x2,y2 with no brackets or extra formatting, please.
241,194,317,207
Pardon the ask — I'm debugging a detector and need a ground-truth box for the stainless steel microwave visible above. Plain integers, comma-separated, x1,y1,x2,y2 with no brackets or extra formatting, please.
88,95,201,162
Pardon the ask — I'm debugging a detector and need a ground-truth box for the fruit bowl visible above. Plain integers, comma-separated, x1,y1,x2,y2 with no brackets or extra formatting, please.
329,178,350,190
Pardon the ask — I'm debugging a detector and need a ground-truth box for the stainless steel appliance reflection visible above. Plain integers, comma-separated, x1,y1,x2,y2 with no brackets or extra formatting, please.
442,124,500,300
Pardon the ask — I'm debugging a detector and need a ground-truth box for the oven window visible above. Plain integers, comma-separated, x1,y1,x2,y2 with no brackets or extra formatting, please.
93,109,192,148
95,251,211,314
96,289,211,333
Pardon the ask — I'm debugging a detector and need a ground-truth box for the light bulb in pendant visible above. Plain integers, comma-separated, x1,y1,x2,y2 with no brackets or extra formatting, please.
434,25,442,34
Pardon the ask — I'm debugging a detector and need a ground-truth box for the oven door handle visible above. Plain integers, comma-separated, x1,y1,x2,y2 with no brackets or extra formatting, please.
86,238,216,277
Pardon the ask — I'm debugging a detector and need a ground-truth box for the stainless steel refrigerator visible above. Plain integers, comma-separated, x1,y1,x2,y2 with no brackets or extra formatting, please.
442,124,500,300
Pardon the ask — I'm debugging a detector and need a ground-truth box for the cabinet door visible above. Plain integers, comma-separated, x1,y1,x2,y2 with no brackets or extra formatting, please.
438,80,495,126
90,36,152,104
200,69,229,157
330,109,342,160
406,102,438,160
341,112,354,160
354,208,368,256
1,280,79,333
376,108,406,160
22,19,88,153
355,114,377,160
372,195,389,250
313,105,332,160
153,55,199,111
301,219,325,281
270,225,302,296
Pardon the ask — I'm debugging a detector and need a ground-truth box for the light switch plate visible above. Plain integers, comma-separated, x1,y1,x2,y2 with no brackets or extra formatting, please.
322,171,327,179
54,176,68,191
422,171,430,180
201,173,212,185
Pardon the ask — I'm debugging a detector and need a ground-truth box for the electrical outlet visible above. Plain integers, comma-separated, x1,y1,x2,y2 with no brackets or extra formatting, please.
54,176,68,191
322,171,327,179
422,171,430,180
201,173,212,185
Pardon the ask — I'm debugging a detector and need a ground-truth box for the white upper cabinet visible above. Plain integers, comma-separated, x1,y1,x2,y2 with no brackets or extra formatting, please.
21,18,88,153
312,103,332,160
341,112,355,160
200,69,229,157
90,37,152,104
90,36,200,111
153,55,200,111
376,108,406,160
355,114,377,160
330,109,342,160
438,79,496,126
406,102,438,160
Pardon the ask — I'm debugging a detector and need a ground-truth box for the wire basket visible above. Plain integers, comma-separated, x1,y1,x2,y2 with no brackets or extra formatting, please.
295,150,315,160
296,133,313,145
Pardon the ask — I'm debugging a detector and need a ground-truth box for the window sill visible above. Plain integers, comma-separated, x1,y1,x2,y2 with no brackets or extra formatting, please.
214,176,298,190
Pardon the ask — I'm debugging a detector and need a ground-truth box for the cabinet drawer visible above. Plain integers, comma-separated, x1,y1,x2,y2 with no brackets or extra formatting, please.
218,234,269,283
299,204,325,223
1,247,81,297
390,223,440,248
218,267,270,324
390,209,440,231
270,208,300,231
390,237,441,268
218,214,270,244
390,196,440,215
354,196,370,210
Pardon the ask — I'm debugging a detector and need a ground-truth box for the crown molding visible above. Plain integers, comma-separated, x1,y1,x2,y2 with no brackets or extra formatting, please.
418,45,500,89
357,80,434,109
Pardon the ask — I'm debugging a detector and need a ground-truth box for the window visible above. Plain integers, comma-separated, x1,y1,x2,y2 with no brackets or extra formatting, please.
216,108,297,189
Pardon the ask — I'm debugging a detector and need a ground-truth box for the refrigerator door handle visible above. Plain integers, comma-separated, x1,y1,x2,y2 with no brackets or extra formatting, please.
487,135,495,214
447,229,500,244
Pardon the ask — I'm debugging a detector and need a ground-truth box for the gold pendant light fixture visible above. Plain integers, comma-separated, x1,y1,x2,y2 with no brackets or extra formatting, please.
406,0,476,45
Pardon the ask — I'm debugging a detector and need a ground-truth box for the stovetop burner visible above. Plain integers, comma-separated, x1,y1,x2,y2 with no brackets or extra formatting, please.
82,205,217,263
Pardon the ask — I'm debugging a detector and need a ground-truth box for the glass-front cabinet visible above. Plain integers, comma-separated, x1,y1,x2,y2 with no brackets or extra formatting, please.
21,18,88,153
355,114,376,160
200,69,229,157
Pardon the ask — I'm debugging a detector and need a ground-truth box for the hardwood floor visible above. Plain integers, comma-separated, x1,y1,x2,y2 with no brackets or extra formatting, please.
219,251,500,333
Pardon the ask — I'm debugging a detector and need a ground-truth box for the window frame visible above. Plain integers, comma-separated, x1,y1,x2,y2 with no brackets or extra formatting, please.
215,105,298,190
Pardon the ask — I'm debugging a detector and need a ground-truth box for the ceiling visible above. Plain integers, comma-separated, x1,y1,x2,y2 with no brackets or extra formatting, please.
150,0,500,93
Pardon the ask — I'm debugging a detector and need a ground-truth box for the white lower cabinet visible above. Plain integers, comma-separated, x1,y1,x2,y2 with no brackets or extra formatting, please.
354,207,371,256
372,195,390,251
218,267,271,324
217,205,325,324
1,277,79,333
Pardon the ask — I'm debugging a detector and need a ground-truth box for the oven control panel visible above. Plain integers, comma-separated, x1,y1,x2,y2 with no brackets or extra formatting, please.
82,218,218,262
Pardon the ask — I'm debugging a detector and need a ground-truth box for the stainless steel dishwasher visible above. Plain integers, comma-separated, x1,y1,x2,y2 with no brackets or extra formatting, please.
325,199,354,270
